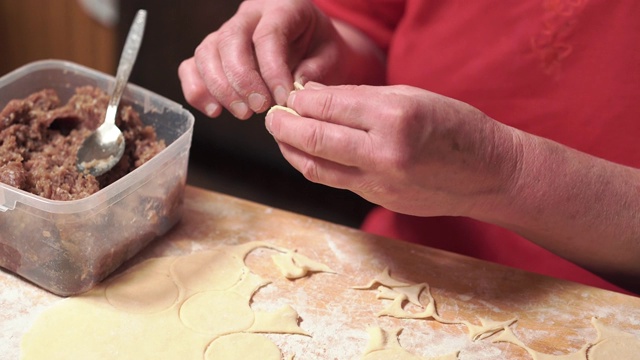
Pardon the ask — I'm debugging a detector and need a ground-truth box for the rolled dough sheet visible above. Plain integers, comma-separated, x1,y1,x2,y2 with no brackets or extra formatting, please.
20,242,318,360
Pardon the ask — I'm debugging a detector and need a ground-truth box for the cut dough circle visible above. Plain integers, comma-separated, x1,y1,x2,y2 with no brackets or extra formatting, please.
589,337,640,358
171,250,245,292
19,298,208,360
179,290,255,336
205,333,282,360
105,262,179,314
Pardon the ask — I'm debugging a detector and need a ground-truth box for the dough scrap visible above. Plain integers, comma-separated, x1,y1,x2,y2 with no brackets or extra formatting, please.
352,267,412,290
378,293,438,320
271,249,335,280
462,317,517,341
248,304,311,336
354,267,521,345
362,327,459,360
492,325,589,360
491,317,640,360
376,283,426,307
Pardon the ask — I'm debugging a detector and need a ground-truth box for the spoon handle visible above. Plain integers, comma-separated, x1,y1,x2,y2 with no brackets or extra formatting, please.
104,9,147,126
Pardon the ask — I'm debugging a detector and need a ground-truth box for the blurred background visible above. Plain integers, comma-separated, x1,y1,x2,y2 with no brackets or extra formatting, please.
0,0,373,228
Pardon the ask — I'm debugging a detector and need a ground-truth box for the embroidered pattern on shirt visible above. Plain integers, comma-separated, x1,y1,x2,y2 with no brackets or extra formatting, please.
531,0,588,76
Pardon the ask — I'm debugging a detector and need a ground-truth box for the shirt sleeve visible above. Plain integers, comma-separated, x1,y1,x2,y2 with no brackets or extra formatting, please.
312,0,406,53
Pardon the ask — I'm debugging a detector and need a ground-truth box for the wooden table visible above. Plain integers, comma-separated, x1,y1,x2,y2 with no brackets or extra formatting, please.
2,186,640,359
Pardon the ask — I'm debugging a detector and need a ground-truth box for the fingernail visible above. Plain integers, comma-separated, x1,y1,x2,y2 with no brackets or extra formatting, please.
287,91,297,108
205,103,219,117
265,113,274,135
274,86,288,105
248,93,266,112
230,101,250,118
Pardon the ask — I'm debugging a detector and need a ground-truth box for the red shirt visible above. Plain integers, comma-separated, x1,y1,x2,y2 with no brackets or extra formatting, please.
313,0,640,294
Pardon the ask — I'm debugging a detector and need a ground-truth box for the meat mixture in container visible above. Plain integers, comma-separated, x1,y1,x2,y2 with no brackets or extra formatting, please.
0,86,165,200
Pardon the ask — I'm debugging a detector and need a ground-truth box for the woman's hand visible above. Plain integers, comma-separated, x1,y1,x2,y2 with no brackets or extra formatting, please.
178,0,381,120
265,83,522,218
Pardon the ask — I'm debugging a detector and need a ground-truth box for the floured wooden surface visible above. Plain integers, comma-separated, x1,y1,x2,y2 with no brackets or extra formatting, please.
2,186,640,359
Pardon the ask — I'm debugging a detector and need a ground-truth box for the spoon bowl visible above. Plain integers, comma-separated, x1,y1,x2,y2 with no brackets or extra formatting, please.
77,9,147,176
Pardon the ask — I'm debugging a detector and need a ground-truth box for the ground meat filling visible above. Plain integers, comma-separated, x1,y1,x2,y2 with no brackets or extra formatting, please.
0,86,165,201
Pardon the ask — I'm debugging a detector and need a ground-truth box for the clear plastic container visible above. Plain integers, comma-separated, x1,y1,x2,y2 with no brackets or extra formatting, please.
0,60,194,296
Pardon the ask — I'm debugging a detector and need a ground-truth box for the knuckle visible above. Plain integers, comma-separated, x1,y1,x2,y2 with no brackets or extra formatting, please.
252,21,278,44
373,136,413,174
215,25,240,51
177,59,189,76
299,158,321,183
318,93,336,120
303,125,325,156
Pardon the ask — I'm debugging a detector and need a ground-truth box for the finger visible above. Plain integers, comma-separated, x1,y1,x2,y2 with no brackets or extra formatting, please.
287,85,374,130
252,14,299,105
194,33,253,120
266,109,373,168
275,140,363,190
178,58,223,118
216,3,272,113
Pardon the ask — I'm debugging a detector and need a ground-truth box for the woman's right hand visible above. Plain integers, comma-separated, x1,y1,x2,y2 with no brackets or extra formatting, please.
178,0,356,120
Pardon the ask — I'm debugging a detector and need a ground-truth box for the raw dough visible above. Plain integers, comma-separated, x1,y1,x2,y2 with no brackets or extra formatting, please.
21,244,639,360
492,317,640,360
267,104,300,116
352,267,412,289
21,242,323,359
104,257,178,314
492,326,589,360
204,333,281,360
271,249,335,280
170,250,245,291
267,82,304,117
354,267,520,344
249,305,311,335
362,327,459,360
179,290,255,335
589,317,640,358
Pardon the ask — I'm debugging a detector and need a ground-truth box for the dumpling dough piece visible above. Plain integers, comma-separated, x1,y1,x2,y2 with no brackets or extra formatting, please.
267,105,299,116
105,257,179,314
170,250,245,292
180,290,255,336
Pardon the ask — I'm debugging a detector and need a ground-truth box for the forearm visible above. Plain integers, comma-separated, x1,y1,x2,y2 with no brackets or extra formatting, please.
478,129,640,291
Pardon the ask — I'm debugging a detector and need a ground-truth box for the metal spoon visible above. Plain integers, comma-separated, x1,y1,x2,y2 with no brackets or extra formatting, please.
76,9,147,176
